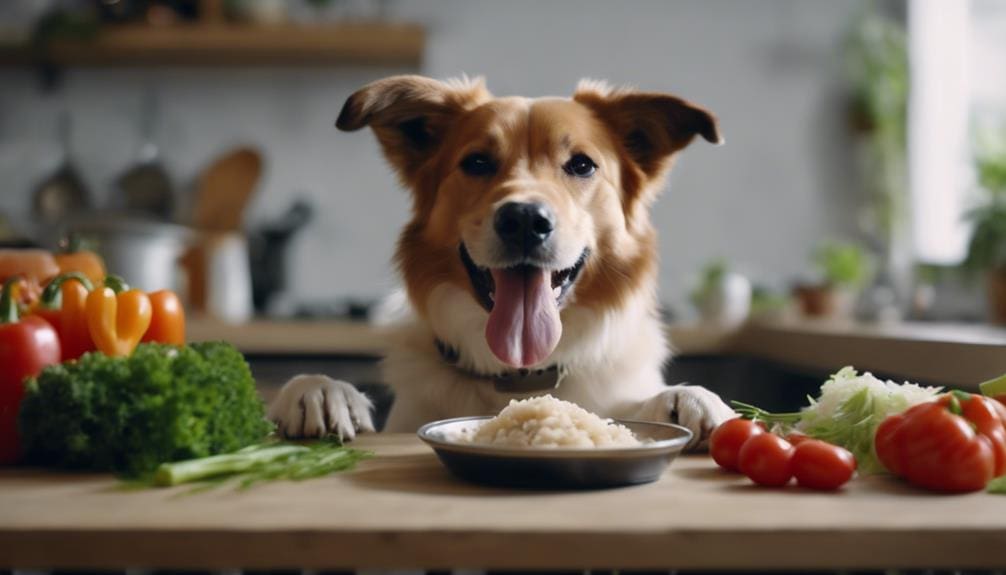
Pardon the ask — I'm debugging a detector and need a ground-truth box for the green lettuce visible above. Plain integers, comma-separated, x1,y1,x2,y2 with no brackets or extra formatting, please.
796,367,942,474
734,367,942,474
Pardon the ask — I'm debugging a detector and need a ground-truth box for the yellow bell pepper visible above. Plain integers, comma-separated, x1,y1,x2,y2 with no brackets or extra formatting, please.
86,276,152,357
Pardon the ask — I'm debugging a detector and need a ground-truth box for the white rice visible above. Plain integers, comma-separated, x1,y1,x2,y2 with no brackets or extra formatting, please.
451,395,640,448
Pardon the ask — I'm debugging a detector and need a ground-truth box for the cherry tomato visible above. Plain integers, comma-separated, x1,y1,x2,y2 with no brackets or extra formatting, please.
791,439,857,490
785,432,811,446
710,418,764,472
738,433,794,487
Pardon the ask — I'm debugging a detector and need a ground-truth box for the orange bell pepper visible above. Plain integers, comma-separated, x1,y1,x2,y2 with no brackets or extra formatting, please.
54,251,105,286
0,250,57,308
0,249,59,287
36,272,96,361
141,290,186,345
86,276,152,357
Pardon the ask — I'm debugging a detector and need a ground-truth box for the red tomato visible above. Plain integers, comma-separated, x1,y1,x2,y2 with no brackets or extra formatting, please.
785,432,811,446
710,418,764,472
791,439,857,490
875,396,998,493
0,315,61,464
738,433,795,487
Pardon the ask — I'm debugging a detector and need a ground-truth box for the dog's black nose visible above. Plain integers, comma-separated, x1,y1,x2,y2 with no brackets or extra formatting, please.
494,201,555,253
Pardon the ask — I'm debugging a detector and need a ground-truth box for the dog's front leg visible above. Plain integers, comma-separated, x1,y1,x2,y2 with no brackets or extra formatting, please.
635,385,736,450
267,374,376,440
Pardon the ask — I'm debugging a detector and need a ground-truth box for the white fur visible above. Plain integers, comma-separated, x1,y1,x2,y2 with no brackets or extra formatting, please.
269,281,734,448
268,375,375,440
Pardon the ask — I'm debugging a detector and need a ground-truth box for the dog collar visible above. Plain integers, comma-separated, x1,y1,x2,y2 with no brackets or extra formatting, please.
434,338,567,394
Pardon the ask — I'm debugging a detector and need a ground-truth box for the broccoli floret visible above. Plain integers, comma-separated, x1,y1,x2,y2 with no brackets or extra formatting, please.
18,341,273,476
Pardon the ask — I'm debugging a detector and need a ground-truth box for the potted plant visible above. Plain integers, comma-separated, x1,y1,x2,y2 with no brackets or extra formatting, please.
794,242,871,318
964,148,1006,324
690,259,751,326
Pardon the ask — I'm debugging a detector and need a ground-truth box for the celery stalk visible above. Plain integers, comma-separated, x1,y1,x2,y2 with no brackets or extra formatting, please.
154,445,309,486
979,373,1006,398
150,439,372,490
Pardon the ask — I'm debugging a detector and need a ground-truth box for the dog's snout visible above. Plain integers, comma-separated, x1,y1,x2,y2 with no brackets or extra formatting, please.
494,201,555,252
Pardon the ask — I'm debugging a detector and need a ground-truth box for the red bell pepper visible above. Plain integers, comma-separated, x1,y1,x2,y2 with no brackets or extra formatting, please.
979,373,1006,417
0,277,61,464
35,272,96,361
875,391,1006,492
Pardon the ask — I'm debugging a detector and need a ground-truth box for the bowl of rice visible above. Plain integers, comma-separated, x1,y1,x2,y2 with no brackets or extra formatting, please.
417,395,692,489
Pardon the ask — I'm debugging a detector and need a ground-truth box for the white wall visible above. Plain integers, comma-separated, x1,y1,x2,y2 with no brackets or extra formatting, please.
0,0,864,315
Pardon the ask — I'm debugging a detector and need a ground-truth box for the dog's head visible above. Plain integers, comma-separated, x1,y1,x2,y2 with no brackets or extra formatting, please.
338,75,719,369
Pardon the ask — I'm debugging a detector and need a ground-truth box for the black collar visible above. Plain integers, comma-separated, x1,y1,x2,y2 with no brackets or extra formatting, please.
434,338,567,394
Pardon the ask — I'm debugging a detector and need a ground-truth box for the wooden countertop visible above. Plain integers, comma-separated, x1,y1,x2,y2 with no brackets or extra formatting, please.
1,433,1006,571
188,317,1006,388
731,318,1006,388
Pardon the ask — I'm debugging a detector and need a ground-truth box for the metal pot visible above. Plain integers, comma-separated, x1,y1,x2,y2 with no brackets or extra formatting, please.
65,215,192,293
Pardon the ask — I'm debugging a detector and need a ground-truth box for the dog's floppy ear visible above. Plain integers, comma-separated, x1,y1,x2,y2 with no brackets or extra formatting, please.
337,75,491,178
573,80,721,179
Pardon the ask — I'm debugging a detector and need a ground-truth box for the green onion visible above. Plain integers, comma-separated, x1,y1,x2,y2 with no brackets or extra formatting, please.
151,438,372,490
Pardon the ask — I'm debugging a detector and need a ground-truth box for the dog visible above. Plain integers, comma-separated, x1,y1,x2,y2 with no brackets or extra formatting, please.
268,75,735,448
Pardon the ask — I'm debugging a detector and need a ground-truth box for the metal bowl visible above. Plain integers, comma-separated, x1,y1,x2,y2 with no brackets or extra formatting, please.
417,416,692,489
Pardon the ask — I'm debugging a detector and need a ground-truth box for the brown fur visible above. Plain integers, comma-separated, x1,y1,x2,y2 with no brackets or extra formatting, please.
267,75,733,447
336,75,719,319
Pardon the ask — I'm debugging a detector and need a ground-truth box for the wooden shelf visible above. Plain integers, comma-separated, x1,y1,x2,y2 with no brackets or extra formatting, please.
0,22,425,67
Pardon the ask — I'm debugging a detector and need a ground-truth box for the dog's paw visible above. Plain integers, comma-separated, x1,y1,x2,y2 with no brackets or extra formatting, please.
637,385,735,450
267,374,376,440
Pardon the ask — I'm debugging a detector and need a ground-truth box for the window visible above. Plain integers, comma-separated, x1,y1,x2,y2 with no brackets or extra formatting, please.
908,0,972,265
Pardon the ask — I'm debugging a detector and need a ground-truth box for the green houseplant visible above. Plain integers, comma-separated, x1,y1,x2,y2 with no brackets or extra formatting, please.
689,259,752,326
794,242,871,318
964,147,1006,324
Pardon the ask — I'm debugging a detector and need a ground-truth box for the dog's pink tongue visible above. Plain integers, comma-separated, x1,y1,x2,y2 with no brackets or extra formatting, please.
485,267,562,368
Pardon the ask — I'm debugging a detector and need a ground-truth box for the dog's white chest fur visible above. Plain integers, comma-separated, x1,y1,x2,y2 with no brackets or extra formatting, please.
380,283,669,431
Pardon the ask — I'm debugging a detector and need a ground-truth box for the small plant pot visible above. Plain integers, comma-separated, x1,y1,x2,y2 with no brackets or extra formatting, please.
793,284,855,319
988,268,1006,325
697,272,752,326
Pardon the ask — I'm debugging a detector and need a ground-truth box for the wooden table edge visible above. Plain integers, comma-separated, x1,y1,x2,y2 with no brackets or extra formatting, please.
2,527,1004,570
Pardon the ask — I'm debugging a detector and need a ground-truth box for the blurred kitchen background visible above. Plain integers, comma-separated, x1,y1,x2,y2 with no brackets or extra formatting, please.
1,0,1005,328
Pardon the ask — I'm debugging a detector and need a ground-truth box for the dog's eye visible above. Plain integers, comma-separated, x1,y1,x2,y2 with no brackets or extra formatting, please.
460,153,497,177
563,153,597,178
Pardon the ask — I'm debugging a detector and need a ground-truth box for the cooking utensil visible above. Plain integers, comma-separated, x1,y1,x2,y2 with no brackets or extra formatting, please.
31,111,91,225
66,215,191,293
115,91,173,219
249,198,313,312
193,147,263,231
418,417,692,489
187,231,254,323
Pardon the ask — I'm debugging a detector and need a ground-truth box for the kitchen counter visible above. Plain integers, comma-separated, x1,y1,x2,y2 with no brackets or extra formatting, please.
1,433,1005,570
189,317,1006,387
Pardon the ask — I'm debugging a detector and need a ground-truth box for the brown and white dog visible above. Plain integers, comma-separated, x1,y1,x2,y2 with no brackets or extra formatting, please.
268,75,735,448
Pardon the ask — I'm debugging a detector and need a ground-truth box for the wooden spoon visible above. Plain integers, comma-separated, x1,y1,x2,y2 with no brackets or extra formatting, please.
192,147,263,231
